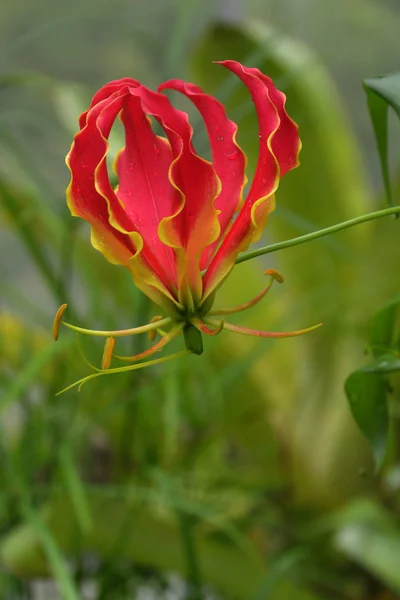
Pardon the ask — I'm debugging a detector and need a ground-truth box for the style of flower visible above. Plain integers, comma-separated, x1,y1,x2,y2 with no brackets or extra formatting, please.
54,60,320,393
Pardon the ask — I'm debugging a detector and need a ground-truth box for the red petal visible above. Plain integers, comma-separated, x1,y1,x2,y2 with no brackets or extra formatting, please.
67,93,136,266
131,85,221,305
158,79,246,269
78,78,140,129
202,61,301,301
242,67,301,177
67,82,180,311
220,61,300,200
114,94,180,284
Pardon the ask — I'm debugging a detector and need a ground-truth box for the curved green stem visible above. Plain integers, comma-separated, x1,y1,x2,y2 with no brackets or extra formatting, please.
56,350,192,396
235,206,400,265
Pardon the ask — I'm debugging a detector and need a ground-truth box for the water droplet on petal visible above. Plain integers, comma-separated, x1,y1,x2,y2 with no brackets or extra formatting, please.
154,144,160,155
225,150,238,161
217,136,224,142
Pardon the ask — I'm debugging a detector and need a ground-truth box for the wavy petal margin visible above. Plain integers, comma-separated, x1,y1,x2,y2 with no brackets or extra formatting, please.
158,79,247,270
202,61,301,303
66,63,300,316
131,85,221,307
67,83,181,314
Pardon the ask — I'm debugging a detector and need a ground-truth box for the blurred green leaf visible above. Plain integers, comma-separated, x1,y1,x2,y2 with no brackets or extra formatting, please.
344,292,400,468
0,335,73,414
364,73,400,207
368,293,400,358
334,499,400,594
362,354,400,373
0,178,62,300
251,549,307,600
59,446,93,534
345,370,388,469
0,492,267,599
21,503,80,600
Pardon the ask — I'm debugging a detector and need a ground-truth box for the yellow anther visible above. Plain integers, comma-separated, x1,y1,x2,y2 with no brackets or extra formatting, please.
264,269,284,284
52,303,68,341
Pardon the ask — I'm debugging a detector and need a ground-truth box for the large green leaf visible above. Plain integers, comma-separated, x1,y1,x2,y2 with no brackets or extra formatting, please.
344,293,400,469
345,370,389,469
368,292,400,357
364,73,400,206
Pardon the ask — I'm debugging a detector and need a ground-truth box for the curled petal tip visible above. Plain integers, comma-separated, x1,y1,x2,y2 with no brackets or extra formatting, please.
192,318,224,336
101,337,115,370
52,303,68,341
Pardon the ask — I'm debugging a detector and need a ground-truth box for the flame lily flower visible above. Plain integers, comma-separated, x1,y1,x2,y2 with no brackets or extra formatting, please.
54,61,320,393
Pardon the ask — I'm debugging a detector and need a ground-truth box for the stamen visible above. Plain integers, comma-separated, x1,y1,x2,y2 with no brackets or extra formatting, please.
52,303,68,340
61,316,172,337
101,337,115,370
56,349,192,396
191,318,224,336
209,269,283,316
113,323,185,363
265,268,284,283
204,318,323,338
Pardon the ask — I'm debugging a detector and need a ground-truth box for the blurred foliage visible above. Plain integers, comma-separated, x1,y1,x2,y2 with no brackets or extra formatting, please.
364,73,400,207
1,1,400,600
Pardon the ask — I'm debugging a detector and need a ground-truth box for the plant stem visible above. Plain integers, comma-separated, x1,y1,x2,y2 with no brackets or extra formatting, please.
235,205,400,265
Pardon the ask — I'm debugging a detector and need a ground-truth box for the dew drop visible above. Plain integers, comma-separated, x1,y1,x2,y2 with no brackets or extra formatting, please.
261,177,267,184
217,136,224,142
154,144,160,155
258,131,262,138
225,150,238,161
214,124,220,132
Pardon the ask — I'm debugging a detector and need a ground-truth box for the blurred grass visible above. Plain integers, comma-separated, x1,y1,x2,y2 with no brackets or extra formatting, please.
0,1,400,599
